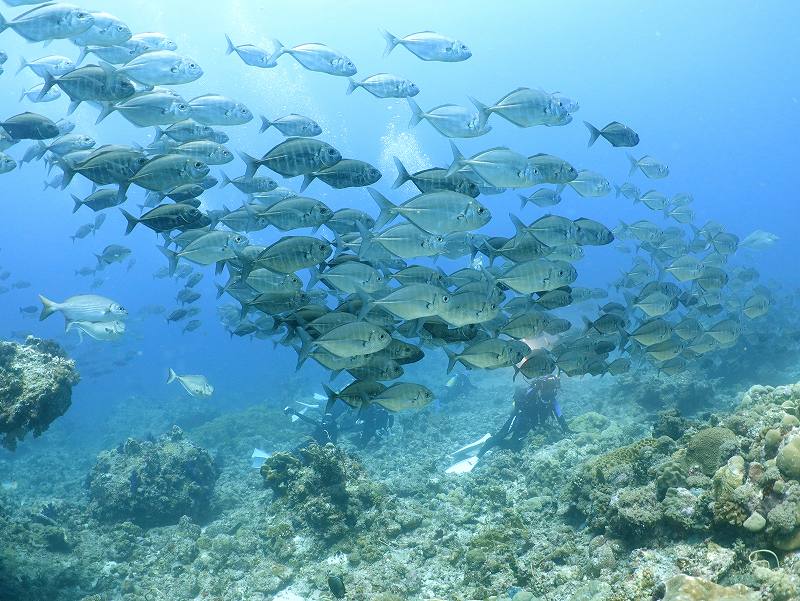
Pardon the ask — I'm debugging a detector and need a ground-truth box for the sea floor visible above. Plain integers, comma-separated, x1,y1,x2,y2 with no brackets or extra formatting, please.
2,359,800,601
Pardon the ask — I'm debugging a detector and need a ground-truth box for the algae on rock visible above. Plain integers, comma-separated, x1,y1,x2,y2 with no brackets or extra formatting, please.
0,337,79,450
87,425,218,527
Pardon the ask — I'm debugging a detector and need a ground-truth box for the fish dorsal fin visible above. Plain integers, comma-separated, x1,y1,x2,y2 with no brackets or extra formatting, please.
15,2,58,21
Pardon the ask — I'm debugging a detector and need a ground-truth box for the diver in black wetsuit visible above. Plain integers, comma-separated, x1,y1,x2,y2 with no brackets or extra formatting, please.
478,374,569,457
284,407,339,449
355,404,394,448
284,401,394,450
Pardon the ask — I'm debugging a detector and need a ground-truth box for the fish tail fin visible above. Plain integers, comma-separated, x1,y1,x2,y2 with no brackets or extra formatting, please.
614,184,622,198
355,220,374,260
295,327,313,369
508,212,528,237
622,290,635,309
322,383,339,413
346,77,359,95
300,173,315,192
15,56,26,75
238,150,259,178
38,294,57,321
444,347,458,374
167,368,177,384
95,101,116,125
307,265,322,290
120,208,138,235
391,156,410,189
266,39,285,64
445,141,464,177
31,141,47,161
116,183,129,205
220,171,232,188
406,98,424,128
583,121,601,147
368,187,397,230
468,96,490,127
518,194,529,210
67,100,81,115
380,28,400,56
57,159,76,189
627,153,638,177
153,126,164,141
37,72,56,101
582,315,594,334
71,194,83,214
75,46,87,66
258,115,271,134
224,33,235,55
354,285,374,321
158,245,179,276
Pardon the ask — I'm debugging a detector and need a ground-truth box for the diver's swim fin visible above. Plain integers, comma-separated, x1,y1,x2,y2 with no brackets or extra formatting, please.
446,456,479,474
449,433,491,461
250,448,271,469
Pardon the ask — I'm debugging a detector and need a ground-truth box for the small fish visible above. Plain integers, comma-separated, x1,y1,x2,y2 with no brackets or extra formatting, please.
0,5,94,43
627,154,669,179
188,94,252,126
584,121,639,147
519,187,562,209
328,575,346,599
167,368,213,397
66,319,126,342
182,319,202,333
347,73,419,98
259,113,321,137
39,294,127,323
224,34,277,68
117,50,203,86
381,30,471,62
407,99,490,138
269,41,356,76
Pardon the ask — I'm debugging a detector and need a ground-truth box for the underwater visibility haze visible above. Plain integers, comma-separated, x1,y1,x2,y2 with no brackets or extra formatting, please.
1,1,800,600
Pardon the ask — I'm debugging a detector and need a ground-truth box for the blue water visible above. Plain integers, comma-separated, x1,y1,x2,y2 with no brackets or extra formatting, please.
0,0,796,413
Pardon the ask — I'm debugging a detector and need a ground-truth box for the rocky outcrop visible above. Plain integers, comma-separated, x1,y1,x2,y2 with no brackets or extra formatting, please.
0,337,79,450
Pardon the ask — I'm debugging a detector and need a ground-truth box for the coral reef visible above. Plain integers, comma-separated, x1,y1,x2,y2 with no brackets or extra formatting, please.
661,574,759,600
568,380,800,565
87,425,218,527
6,372,800,600
261,443,389,543
0,337,78,450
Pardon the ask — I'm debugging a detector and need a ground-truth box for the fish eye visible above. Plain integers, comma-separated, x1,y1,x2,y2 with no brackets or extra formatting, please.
178,104,187,110
442,295,449,303
189,63,197,68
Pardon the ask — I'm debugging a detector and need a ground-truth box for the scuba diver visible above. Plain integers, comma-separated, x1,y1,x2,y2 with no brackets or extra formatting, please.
446,374,570,474
284,405,340,449
355,404,394,448
443,372,477,400
250,405,340,469
284,396,394,450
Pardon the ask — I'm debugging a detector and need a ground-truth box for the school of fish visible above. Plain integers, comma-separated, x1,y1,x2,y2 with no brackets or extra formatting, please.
0,2,779,410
